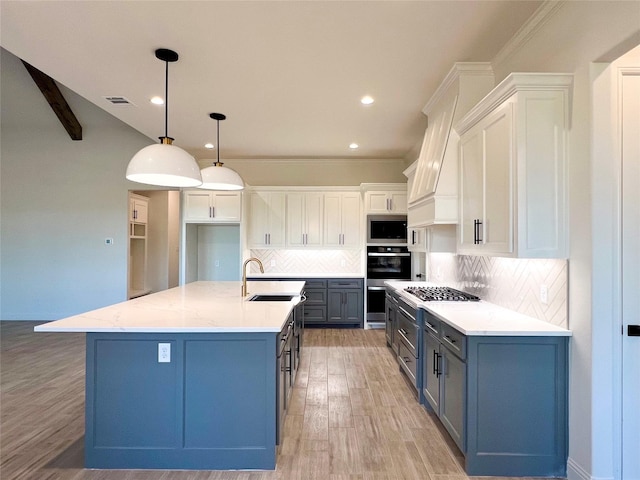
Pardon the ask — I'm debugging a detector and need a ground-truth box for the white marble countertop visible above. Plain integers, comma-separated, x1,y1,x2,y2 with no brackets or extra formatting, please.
386,281,571,337
34,281,305,334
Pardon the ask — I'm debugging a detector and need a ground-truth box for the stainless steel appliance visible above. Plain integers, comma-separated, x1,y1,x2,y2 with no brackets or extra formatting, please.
366,245,411,324
367,215,408,243
404,286,480,302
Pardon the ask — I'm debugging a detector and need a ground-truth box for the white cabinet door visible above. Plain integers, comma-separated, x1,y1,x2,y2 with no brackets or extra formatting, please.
324,192,361,248
482,103,513,254
286,192,324,248
212,192,242,222
184,191,214,222
340,193,361,248
304,193,323,247
286,193,306,247
459,127,483,251
459,102,514,254
408,227,426,252
249,191,285,248
324,193,343,247
365,191,407,214
130,195,149,224
183,191,241,223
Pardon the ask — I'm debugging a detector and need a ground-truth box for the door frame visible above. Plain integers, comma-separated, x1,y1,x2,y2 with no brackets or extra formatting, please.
591,48,640,480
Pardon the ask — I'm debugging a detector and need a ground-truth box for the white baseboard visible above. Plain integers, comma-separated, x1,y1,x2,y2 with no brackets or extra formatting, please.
567,457,615,480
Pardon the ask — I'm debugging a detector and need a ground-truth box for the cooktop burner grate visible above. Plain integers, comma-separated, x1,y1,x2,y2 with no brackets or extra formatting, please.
404,286,480,302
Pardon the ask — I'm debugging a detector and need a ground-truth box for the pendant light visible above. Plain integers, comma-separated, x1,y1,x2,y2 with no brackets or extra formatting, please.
198,113,244,190
126,49,202,187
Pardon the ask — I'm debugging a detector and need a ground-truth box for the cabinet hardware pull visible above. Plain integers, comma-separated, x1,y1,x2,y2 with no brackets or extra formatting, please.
402,356,411,363
442,335,460,352
211,206,215,218
436,353,442,377
268,233,271,244
433,349,438,375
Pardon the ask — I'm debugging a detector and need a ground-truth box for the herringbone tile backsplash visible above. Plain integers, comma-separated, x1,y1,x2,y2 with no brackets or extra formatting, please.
428,254,568,328
249,249,364,275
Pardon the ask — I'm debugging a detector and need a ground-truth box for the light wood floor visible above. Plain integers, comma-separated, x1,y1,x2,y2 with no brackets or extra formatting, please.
1,322,553,480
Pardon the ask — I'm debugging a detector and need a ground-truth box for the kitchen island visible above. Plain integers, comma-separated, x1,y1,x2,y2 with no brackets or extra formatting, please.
34,280,305,471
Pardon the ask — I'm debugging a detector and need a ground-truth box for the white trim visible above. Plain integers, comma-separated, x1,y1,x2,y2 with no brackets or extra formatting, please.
455,73,573,135
492,0,566,68
421,62,493,115
568,457,596,480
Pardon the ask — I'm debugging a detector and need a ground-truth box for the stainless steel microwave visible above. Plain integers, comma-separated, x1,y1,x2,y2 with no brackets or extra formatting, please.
366,215,408,244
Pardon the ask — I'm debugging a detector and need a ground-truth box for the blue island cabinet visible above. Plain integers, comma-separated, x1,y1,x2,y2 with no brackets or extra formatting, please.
85,332,277,470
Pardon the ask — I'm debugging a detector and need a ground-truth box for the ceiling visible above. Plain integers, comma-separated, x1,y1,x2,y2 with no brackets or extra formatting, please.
0,1,543,161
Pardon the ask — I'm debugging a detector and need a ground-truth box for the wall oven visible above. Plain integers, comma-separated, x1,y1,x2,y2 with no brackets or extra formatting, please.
366,245,411,324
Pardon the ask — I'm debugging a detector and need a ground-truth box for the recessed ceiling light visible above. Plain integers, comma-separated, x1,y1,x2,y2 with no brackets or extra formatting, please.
360,96,374,105
204,143,215,149
150,96,164,105
349,143,359,149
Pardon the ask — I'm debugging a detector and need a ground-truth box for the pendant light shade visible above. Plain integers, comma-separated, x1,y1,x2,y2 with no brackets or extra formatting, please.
198,113,244,191
126,49,202,187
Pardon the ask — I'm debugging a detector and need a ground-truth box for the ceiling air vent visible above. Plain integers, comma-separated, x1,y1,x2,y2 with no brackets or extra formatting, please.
103,96,135,106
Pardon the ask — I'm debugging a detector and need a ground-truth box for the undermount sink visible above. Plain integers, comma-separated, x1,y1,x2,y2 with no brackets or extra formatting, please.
247,294,295,302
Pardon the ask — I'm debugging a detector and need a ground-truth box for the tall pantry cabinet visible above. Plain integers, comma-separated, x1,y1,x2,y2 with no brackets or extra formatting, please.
128,193,149,299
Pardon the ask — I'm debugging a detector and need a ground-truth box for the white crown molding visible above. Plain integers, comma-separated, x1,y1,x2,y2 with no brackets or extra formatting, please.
492,0,566,68
455,73,573,135
422,62,494,115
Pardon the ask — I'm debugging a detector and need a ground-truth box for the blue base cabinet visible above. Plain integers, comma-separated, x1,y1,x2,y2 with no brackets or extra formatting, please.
421,310,568,477
85,332,276,470
465,336,568,477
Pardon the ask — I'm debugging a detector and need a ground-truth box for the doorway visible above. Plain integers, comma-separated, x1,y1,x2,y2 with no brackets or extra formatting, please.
620,63,640,480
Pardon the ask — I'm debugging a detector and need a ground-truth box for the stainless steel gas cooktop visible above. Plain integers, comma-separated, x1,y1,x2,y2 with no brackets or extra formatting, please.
404,286,480,302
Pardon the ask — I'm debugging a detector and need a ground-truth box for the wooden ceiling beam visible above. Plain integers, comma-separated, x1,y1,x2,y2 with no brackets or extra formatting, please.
22,60,82,141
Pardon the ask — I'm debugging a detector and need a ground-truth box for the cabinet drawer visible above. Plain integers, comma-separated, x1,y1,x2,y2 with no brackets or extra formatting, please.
441,323,466,360
304,289,327,305
423,312,441,337
397,311,419,357
304,279,327,289
328,279,363,289
398,342,417,388
303,305,326,324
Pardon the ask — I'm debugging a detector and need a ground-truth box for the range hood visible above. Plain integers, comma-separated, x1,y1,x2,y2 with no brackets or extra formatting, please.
405,63,494,227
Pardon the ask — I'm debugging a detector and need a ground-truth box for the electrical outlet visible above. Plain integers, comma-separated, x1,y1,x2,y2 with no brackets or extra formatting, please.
105,238,114,245
215,260,220,267
540,285,548,305
158,343,171,363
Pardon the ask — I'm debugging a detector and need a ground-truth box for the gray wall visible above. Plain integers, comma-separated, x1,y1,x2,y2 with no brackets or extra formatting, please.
0,49,152,319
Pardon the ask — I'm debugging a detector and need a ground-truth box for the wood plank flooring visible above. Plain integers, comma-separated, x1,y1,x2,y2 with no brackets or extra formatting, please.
1,322,555,480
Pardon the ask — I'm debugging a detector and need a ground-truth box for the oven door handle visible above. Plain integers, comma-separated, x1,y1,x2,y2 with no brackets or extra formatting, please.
367,287,387,291
367,252,411,257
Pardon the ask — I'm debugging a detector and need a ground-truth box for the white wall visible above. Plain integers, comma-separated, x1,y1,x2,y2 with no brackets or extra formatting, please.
490,2,640,479
203,158,408,186
0,49,152,319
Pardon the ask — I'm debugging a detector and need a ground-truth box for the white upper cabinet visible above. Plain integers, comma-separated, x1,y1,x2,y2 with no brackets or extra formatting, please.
286,192,323,247
455,73,572,258
183,191,242,223
324,192,361,248
129,194,149,224
364,187,407,214
248,191,286,248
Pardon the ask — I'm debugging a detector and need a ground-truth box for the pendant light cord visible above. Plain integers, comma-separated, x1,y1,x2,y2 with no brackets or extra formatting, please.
216,118,220,163
164,59,169,139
